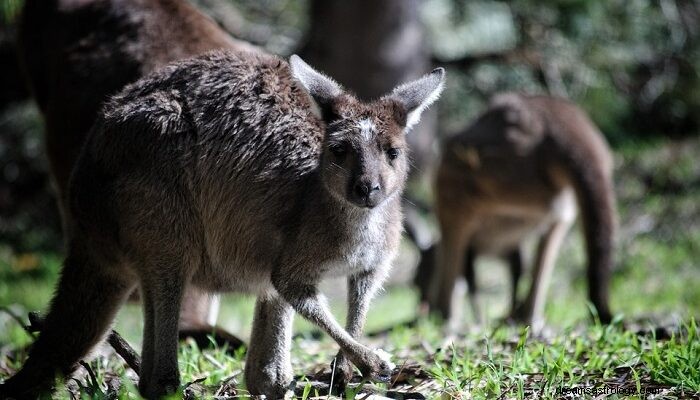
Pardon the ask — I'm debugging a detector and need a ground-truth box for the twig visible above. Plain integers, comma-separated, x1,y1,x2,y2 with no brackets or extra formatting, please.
106,329,141,375
391,360,407,387
177,326,246,353
329,357,336,397
366,318,419,338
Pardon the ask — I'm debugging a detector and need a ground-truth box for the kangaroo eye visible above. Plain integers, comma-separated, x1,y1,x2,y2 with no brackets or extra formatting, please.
330,144,347,157
387,148,400,160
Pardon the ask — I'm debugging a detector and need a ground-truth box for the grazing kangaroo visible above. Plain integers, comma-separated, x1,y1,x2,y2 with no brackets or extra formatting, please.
428,93,616,328
0,51,445,399
18,0,258,349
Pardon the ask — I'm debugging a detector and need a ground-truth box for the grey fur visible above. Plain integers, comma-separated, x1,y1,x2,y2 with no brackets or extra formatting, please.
390,68,445,130
290,54,343,109
1,51,444,399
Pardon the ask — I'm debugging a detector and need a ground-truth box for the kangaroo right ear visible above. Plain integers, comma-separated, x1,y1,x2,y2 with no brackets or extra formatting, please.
290,55,343,116
388,68,445,132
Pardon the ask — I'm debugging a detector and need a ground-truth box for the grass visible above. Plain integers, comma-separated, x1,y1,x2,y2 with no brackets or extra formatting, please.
3,313,696,399
0,137,699,398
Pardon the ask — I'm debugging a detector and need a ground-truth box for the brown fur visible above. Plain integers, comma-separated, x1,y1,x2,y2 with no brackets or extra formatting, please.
1,51,444,398
17,0,260,346
18,0,256,197
426,93,616,327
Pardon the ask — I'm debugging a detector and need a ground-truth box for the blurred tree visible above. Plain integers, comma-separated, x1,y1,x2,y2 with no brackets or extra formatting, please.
0,9,29,110
198,0,308,54
0,0,22,24
0,103,60,251
427,0,700,141
0,2,60,251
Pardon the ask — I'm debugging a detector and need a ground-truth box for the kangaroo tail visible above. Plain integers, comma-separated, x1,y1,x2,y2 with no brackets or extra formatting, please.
553,118,617,324
1,244,134,398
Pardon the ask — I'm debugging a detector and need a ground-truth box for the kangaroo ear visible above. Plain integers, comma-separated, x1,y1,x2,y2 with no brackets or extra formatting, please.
388,68,445,131
290,55,343,112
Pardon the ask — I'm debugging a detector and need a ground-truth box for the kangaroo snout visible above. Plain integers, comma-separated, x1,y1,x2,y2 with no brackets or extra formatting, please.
351,178,381,208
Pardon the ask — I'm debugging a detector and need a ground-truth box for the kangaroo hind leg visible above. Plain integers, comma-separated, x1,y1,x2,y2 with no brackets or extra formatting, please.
1,244,135,398
514,215,574,329
138,263,189,399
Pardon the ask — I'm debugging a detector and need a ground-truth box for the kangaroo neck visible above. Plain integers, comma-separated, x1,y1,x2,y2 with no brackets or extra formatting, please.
297,174,380,232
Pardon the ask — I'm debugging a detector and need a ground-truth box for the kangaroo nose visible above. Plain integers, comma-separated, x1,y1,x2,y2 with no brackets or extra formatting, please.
354,181,380,198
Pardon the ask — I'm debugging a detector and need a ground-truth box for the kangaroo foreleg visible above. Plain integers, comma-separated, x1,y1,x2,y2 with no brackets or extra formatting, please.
272,274,392,383
332,265,390,388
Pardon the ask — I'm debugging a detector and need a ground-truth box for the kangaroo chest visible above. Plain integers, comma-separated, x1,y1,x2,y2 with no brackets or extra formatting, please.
320,214,392,278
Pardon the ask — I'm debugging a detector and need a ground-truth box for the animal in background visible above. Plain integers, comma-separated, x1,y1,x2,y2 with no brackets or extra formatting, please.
17,0,259,349
0,51,445,399
424,93,616,328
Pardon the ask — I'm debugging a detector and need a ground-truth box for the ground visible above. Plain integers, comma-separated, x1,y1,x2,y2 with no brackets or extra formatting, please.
0,137,698,399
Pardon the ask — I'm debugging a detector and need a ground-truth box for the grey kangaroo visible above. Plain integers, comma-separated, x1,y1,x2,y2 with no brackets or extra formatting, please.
18,0,259,350
428,93,616,328
0,51,445,399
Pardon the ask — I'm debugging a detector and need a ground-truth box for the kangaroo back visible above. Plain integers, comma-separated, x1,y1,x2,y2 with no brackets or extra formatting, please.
17,0,256,196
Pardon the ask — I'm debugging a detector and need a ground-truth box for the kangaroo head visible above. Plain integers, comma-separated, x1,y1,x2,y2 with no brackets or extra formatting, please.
290,55,445,209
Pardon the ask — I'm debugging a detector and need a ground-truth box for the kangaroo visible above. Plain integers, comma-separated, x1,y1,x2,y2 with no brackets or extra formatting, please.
427,93,616,329
0,51,445,399
17,0,259,349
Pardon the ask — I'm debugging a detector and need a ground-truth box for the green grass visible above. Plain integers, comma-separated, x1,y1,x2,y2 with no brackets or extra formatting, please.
422,319,699,398
1,138,699,398
3,313,696,399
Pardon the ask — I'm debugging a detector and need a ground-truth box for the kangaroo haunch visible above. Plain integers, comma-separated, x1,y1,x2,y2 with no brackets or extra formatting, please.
0,51,445,399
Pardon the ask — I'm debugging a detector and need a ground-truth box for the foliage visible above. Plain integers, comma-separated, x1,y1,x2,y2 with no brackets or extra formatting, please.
0,0,22,24
194,0,700,141
425,0,700,142
0,104,62,252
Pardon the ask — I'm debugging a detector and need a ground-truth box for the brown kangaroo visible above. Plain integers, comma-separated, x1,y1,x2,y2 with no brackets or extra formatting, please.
427,93,616,328
17,0,259,349
0,51,445,398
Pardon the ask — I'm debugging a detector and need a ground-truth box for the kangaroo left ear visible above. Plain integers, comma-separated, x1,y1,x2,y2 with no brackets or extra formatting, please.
290,55,343,114
387,68,445,131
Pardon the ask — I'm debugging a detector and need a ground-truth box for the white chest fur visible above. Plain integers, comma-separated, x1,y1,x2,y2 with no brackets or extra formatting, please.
323,208,391,278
